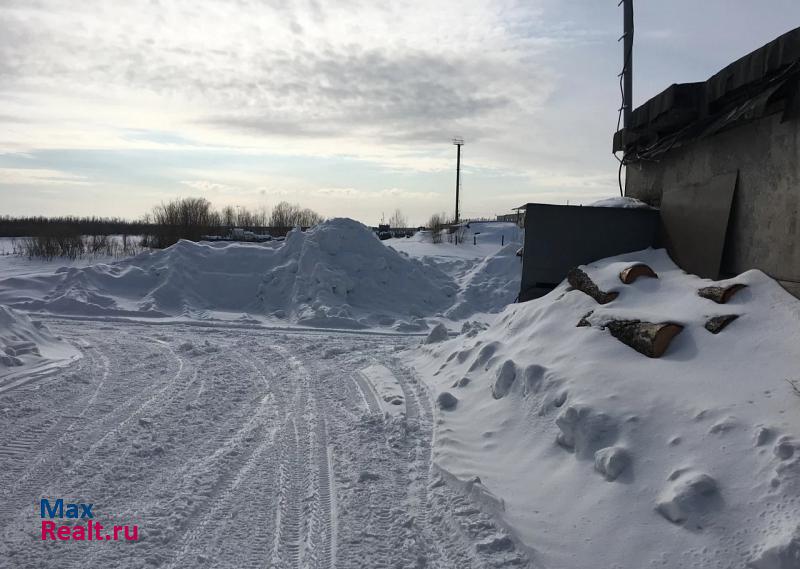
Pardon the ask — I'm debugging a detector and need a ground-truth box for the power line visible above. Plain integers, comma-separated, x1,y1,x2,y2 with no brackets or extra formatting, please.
613,0,634,197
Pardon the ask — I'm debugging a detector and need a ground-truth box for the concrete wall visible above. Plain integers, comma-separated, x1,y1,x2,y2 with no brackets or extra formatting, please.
626,113,800,296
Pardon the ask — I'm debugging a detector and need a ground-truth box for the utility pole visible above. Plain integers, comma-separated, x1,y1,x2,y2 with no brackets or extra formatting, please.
452,138,464,223
621,0,634,128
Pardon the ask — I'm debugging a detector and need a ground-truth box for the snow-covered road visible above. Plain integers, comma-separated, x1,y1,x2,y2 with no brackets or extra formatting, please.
0,319,529,569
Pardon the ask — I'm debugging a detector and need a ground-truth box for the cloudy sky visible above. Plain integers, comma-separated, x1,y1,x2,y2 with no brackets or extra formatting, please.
1,0,799,224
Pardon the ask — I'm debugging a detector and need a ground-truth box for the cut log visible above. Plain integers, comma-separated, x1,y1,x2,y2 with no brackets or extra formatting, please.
619,263,658,284
605,320,684,358
567,268,619,305
698,284,747,304
704,314,739,334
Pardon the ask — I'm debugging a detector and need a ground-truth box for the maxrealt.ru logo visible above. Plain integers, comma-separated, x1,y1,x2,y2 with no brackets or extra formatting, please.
39,498,139,541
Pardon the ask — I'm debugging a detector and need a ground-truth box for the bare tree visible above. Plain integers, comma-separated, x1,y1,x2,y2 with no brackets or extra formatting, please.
144,197,217,248
221,205,236,228
269,201,324,228
388,209,408,229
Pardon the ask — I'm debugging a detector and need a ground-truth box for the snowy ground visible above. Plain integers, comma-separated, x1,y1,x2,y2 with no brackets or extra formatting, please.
0,237,129,279
0,223,531,568
0,319,530,569
0,221,522,331
387,222,523,325
4,217,795,568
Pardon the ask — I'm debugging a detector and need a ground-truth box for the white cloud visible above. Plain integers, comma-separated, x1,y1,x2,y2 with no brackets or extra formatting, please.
3,0,795,219
0,167,92,186
315,187,439,201
0,0,557,156
180,180,240,194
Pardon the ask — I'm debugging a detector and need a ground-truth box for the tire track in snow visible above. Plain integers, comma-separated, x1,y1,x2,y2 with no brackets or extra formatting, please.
146,344,288,568
0,322,532,569
268,345,334,569
0,342,112,526
0,348,93,487
64,334,187,474
389,358,533,569
270,414,305,568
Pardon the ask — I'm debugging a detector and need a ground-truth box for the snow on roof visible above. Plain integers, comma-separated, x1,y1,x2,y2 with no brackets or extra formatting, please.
587,196,654,209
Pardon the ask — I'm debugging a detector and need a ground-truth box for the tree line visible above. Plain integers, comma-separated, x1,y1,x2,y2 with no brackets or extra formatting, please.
0,215,155,238
2,198,326,252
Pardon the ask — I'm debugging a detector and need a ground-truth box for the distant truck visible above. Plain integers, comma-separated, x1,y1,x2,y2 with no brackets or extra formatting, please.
374,224,414,240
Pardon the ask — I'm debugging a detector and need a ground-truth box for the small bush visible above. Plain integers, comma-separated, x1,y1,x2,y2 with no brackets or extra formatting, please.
427,213,453,244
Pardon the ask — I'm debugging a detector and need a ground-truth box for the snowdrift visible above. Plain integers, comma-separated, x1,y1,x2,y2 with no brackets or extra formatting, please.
388,221,523,320
444,242,522,319
412,248,800,569
0,305,78,378
0,219,456,329
588,196,653,209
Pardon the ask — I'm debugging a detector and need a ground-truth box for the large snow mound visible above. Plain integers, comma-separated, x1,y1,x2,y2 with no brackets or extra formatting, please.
412,248,800,569
0,219,456,329
0,305,78,378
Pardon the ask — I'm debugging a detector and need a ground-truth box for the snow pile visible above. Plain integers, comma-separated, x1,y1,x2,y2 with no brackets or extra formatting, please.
387,221,523,320
0,305,78,377
444,243,522,319
0,219,455,329
412,248,800,569
387,222,522,265
260,219,454,328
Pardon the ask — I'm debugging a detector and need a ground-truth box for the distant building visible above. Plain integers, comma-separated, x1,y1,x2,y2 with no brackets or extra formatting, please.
615,27,800,297
496,206,526,227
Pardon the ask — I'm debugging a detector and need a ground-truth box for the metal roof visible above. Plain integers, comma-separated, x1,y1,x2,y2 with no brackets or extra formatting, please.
614,26,800,159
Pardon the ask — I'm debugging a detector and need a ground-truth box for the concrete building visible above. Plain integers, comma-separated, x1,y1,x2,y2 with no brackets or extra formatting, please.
615,27,800,296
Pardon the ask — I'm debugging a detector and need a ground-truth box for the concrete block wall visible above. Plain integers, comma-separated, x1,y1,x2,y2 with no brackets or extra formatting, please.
626,113,800,297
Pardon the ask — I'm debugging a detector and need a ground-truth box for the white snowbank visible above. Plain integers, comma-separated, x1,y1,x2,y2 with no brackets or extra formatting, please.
412,248,800,569
588,196,653,209
445,243,522,319
359,364,406,417
0,305,79,379
0,219,456,330
388,222,523,321
387,222,522,264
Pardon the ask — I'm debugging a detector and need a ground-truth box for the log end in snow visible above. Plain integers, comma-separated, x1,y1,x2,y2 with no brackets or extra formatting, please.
567,267,619,305
698,284,747,304
605,320,684,358
619,263,658,284
704,314,739,334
